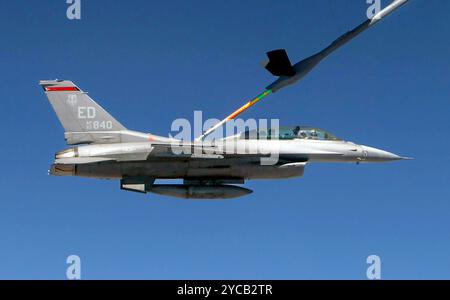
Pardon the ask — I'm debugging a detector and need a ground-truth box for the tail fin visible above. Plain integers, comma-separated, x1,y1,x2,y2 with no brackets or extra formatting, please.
40,80,127,144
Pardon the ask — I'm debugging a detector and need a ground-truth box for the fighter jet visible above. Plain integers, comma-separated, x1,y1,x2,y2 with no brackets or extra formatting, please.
42,78,408,199
41,1,410,199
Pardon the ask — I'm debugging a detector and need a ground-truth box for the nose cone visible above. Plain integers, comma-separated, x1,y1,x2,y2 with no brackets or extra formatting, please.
361,145,403,162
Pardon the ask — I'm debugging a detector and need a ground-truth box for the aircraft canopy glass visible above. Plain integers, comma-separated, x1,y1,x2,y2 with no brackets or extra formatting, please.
240,126,341,141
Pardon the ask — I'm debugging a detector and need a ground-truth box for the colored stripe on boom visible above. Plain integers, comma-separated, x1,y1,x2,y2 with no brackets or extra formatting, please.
195,89,272,141
226,90,272,120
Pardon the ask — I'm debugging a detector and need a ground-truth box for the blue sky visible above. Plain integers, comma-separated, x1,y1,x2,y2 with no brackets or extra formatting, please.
0,0,449,279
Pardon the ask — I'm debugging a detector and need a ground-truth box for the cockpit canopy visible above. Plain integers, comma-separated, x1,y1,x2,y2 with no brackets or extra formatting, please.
239,126,341,141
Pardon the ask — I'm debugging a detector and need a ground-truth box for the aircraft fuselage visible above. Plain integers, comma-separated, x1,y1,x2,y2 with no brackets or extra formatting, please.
51,139,403,180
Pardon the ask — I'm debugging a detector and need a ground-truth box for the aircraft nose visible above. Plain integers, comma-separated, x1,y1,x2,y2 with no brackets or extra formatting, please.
361,145,403,162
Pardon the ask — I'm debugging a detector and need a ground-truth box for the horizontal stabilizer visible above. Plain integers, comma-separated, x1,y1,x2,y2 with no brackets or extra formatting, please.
264,49,296,77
